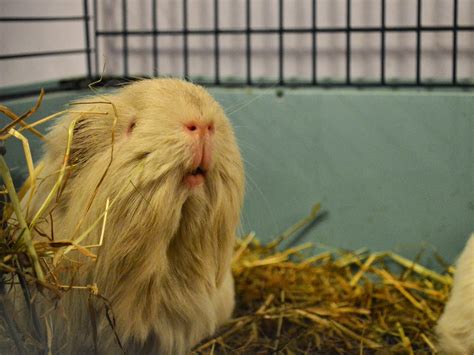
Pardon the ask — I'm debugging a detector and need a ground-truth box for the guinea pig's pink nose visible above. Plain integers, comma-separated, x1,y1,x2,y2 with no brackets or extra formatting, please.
184,121,214,173
184,122,214,137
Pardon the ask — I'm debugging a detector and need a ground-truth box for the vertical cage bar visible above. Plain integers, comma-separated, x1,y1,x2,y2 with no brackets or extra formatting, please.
93,0,99,75
346,0,351,84
122,0,129,77
183,0,189,79
312,0,317,84
152,0,158,77
416,0,421,84
452,0,458,84
214,0,220,84
83,0,92,79
246,0,251,85
278,0,284,85
380,0,386,84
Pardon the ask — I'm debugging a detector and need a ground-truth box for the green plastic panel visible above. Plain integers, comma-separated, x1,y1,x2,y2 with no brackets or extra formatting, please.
1,88,473,264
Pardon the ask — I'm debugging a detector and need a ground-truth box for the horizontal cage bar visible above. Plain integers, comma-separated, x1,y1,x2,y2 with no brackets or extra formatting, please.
0,49,91,60
95,26,474,37
0,16,89,22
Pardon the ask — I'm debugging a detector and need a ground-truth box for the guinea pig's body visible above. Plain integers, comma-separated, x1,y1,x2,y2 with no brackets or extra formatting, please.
23,79,244,354
436,235,474,355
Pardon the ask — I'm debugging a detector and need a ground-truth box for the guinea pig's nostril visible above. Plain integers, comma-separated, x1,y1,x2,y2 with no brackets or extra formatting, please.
185,123,197,132
184,122,214,134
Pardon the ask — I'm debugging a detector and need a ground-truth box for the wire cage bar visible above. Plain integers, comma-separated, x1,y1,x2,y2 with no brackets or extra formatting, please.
0,0,473,96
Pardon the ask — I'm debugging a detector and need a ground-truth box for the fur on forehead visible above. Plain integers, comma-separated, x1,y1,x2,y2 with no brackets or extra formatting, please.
118,78,223,119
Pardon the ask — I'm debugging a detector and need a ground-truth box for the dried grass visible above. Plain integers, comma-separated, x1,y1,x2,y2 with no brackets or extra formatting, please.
193,208,451,354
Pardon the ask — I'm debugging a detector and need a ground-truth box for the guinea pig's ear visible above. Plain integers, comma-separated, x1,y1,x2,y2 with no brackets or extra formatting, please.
68,112,118,173
69,117,93,169
44,98,129,175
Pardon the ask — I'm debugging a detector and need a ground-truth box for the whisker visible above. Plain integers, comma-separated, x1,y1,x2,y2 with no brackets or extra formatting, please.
224,87,273,117
244,171,280,237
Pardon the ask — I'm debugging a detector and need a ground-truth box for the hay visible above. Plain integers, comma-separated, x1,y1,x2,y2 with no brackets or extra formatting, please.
0,90,108,353
0,91,451,354
193,208,451,354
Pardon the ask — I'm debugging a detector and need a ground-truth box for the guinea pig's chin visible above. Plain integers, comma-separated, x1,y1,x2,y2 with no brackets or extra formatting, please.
183,173,205,189
182,164,209,189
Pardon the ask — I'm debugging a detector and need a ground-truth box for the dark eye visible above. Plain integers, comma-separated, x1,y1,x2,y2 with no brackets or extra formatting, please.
127,121,137,135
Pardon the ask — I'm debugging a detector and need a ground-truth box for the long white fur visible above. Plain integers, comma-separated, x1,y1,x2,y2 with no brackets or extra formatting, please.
23,79,245,354
436,235,474,355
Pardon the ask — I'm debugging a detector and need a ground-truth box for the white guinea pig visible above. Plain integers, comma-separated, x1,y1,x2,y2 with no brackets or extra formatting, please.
23,79,245,354
436,235,474,355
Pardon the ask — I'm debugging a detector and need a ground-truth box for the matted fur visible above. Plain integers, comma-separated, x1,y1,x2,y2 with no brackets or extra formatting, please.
24,79,245,354
436,235,474,355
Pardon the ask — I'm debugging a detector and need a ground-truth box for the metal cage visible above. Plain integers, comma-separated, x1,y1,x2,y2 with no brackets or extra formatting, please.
1,0,473,99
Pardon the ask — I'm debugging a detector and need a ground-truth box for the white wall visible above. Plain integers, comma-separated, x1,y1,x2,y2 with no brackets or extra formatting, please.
1,0,473,87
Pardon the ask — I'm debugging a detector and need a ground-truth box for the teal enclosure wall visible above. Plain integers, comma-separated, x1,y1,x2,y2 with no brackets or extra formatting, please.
2,88,473,264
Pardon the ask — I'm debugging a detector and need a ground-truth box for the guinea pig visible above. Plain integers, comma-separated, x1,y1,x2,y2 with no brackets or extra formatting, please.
23,78,245,354
435,235,474,355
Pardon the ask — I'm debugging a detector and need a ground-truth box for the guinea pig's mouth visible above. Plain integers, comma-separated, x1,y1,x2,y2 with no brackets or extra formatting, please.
190,166,206,176
184,166,207,188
